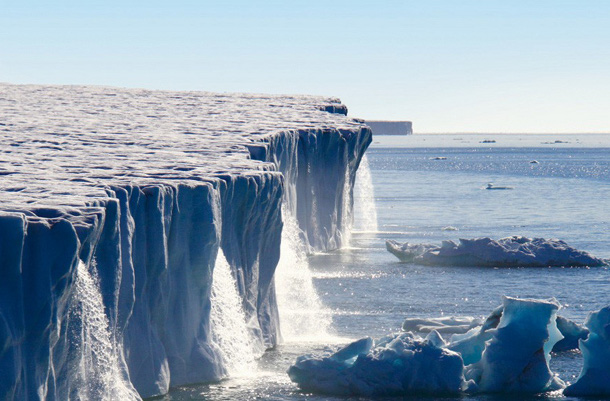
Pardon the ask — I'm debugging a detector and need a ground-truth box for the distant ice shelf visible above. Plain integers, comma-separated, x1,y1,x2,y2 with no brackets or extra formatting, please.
0,84,371,400
365,120,413,136
386,236,607,267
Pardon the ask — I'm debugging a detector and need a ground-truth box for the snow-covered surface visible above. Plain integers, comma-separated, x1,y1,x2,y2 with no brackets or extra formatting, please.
564,306,610,396
0,83,371,399
0,83,361,215
386,236,607,267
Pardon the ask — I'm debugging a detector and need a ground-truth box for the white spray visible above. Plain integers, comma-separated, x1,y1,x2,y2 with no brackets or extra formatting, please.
275,205,333,342
209,249,260,376
353,155,378,233
66,260,139,401
340,163,354,247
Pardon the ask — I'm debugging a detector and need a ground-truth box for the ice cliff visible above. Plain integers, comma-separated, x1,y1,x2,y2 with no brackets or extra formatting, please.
0,84,371,399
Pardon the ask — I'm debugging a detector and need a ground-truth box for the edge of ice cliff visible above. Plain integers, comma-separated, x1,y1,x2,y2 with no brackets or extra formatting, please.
0,84,371,399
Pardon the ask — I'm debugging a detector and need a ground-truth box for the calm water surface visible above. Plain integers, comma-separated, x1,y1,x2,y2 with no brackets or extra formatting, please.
165,134,610,400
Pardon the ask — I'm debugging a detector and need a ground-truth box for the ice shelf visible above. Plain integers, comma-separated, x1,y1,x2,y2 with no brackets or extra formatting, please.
0,84,371,399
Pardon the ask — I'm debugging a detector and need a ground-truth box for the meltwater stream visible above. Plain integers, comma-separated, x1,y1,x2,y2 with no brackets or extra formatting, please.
209,249,260,377
166,135,610,400
274,208,333,342
353,155,379,234
66,261,139,400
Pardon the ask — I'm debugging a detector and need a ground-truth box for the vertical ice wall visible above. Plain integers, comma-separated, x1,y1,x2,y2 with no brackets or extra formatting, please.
251,127,372,252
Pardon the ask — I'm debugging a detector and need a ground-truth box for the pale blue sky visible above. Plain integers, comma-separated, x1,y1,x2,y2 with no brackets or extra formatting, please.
2,1,609,132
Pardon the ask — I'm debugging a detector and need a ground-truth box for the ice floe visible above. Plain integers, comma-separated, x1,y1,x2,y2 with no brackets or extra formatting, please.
386,236,607,267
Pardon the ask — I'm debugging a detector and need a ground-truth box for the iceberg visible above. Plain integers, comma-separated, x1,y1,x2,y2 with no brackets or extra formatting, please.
446,307,586,361
386,236,607,267
463,297,565,393
0,84,371,399
564,306,610,396
288,332,468,396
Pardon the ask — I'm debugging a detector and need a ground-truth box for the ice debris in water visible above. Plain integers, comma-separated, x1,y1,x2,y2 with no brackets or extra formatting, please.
462,296,565,393
289,296,577,396
422,311,587,358
287,332,468,396
386,236,607,267
564,306,610,397
402,316,482,335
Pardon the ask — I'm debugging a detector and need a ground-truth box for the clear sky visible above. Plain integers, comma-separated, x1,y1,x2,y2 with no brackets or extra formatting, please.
2,0,609,133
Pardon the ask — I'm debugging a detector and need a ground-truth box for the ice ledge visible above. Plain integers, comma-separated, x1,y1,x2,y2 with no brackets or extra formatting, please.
0,83,364,216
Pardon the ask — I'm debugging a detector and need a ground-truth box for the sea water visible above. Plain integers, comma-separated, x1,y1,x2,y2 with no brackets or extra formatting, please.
166,134,610,400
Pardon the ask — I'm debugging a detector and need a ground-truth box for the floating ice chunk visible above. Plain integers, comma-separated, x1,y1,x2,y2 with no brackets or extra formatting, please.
288,332,467,396
464,296,565,393
486,183,513,190
442,226,459,231
402,316,482,335
564,307,610,396
448,306,504,366
554,316,589,352
447,306,585,359
386,236,607,267
385,241,438,263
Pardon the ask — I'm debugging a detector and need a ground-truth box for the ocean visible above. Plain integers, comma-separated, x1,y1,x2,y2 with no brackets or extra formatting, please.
166,133,610,400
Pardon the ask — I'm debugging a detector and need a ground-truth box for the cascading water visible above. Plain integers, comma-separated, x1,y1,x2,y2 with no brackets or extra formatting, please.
340,165,354,247
209,249,260,376
353,155,378,233
66,260,139,400
275,205,333,342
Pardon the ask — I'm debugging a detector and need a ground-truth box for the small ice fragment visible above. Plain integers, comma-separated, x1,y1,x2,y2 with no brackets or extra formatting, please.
485,183,513,190
564,306,610,396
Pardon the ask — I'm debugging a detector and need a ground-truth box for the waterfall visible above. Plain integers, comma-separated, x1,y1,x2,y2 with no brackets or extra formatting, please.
209,249,259,376
66,260,139,401
353,155,378,233
275,205,333,342
340,165,354,247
